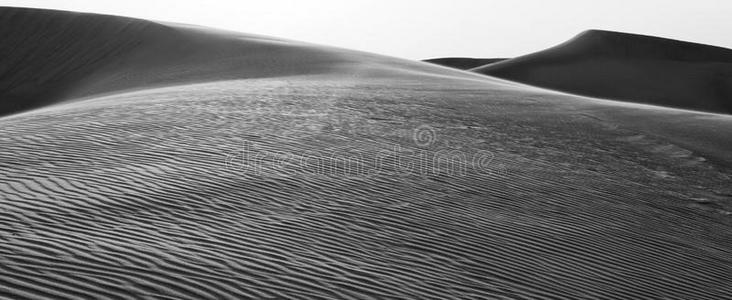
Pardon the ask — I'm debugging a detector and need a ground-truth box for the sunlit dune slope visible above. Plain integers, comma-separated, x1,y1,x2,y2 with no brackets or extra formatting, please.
472,30,732,114
0,7,492,116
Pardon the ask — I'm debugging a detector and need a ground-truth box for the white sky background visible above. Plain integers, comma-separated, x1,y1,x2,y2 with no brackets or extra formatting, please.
3,0,732,60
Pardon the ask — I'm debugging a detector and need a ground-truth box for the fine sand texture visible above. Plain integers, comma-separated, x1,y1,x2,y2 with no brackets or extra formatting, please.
471,30,732,114
423,57,506,70
2,7,732,300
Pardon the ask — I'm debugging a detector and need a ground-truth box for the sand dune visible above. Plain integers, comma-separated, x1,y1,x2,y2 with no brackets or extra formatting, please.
1,7,732,300
470,30,732,114
0,7,493,116
423,57,506,70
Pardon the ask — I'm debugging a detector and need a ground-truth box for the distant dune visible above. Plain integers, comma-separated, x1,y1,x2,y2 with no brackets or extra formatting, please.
471,30,732,114
423,57,506,69
2,7,732,300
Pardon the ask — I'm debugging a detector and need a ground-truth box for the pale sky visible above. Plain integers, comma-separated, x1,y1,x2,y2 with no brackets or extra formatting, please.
4,0,732,60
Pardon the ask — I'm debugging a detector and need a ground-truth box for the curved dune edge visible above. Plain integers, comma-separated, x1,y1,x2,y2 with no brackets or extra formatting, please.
470,29,732,114
0,6,499,117
423,57,507,70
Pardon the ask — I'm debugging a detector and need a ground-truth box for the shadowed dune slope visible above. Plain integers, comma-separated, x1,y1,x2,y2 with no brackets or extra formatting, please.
472,30,732,114
0,7,491,116
423,57,506,70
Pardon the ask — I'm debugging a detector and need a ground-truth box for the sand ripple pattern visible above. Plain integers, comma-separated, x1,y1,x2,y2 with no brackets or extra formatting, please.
1,79,731,299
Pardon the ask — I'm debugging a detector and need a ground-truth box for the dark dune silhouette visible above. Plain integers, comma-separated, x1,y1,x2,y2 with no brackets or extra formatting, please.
423,57,506,69
1,7,732,300
471,30,732,114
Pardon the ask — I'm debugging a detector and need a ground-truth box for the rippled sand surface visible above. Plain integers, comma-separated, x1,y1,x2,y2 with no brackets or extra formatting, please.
2,75,732,299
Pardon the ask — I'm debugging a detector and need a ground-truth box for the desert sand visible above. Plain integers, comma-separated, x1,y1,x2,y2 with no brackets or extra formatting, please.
1,7,732,300
0,7,493,117
470,30,732,114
